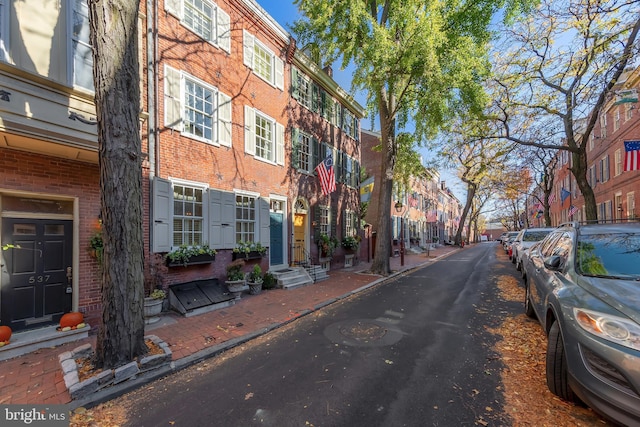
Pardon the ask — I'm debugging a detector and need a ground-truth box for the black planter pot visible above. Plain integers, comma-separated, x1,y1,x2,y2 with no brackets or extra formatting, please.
232,250,265,261
167,253,215,267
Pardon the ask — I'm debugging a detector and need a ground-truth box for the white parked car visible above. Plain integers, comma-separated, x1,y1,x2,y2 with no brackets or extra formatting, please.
511,228,553,270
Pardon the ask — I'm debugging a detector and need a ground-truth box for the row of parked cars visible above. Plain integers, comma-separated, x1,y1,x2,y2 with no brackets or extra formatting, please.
498,221,640,426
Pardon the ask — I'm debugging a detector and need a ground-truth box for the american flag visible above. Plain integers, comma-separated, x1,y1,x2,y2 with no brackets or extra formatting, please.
315,153,336,196
568,205,579,217
548,193,557,205
624,140,640,172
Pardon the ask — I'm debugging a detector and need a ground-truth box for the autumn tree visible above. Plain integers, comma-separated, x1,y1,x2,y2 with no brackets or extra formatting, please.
89,0,147,368
293,0,532,274
488,0,640,221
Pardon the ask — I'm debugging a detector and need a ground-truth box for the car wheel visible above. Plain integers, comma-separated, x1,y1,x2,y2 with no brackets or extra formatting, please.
511,254,516,264
524,283,536,318
546,321,580,404
516,259,521,270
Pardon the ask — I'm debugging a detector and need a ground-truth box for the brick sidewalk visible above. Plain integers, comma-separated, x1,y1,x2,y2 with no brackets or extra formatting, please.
0,245,458,406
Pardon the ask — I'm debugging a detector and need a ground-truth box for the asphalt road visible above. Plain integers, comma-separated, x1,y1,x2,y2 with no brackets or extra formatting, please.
121,243,521,427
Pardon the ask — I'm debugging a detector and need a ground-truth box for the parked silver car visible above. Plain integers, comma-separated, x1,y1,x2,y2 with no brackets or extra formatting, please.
511,227,552,270
523,221,640,425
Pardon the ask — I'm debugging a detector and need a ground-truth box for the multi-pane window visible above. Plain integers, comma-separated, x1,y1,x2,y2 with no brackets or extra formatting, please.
600,114,607,138
253,42,273,84
345,210,357,237
236,194,256,243
297,74,312,109
164,66,232,146
173,185,204,247
166,0,229,51
600,155,610,183
615,149,622,176
628,192,636,219
184,0,213,41
319,206,330,236
625,103,633,121
297,132,312,172
614,108,620,131
255,112,274,161
243,30,283,89
72,0,93,91
184,78,215,141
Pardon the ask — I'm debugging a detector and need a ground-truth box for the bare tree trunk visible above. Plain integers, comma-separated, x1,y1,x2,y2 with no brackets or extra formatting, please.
89,0,147,369
370,91,396,275
456,181,476,245
571,150,597,221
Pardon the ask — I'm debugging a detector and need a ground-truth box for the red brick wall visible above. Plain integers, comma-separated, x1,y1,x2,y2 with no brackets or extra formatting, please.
0,149,102,326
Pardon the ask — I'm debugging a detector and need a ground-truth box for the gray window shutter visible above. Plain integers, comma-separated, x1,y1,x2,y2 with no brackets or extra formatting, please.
275,57,284,90
218,91,232,147
244,106,256,155
243,30,254,68
312,138,320,170
313,204,321,242
291,67,299,100
164,65,183,131
152,177,172,253
209,189,235,249
216,7,231,53
276,123,285,165
291,128,300,169
259,198,270,247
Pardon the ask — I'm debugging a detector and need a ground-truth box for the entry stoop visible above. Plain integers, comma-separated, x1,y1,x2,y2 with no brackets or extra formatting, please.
305,265,329,283
271,267,314,290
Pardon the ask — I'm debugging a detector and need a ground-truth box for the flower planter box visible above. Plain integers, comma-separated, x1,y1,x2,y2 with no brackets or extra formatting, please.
167,253,215,267
232,250,264,261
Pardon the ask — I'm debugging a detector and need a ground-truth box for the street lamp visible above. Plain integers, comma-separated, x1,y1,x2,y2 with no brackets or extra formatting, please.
395,201,405,266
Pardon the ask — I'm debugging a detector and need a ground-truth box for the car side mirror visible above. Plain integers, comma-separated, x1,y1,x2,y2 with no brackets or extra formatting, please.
543,255,562,270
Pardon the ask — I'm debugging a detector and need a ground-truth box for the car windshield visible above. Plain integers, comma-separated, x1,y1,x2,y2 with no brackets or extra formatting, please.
577,232,640,279
523,231,551,242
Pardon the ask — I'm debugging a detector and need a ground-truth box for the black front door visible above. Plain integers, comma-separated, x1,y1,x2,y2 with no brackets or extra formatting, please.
1,219,73,331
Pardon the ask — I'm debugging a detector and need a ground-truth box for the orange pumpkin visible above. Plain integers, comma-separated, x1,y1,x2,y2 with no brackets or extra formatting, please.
0,325,11,343
60,312,84,329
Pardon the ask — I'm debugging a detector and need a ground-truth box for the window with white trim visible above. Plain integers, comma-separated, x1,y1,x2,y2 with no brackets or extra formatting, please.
615,149,622,177
295,130,313,173
255,113,274,160
244,106,285,165
319,205,330,236
297,73,312,109
614,108,620,131
628,192,635,219
184,78,215,141
599,155,609,183
599,114,607,138
164,0,230,52
236,193,256,243
344,210,357,237
164,65,232,146
625,103,633,121
71,0,94,91
173,184,205,246
243,30,284,90
0,0,8,62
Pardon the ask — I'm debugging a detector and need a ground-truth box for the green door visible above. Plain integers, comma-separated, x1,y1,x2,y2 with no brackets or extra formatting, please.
1,219,73,331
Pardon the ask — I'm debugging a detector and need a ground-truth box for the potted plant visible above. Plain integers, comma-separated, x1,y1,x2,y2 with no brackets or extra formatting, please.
225,259,246,300
317,234,338,258
246,264,264,295
144,288,166,324
342,235,361,252
166,244,216,267
232,241,268,260
262,272,277,290
89,231,103,267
